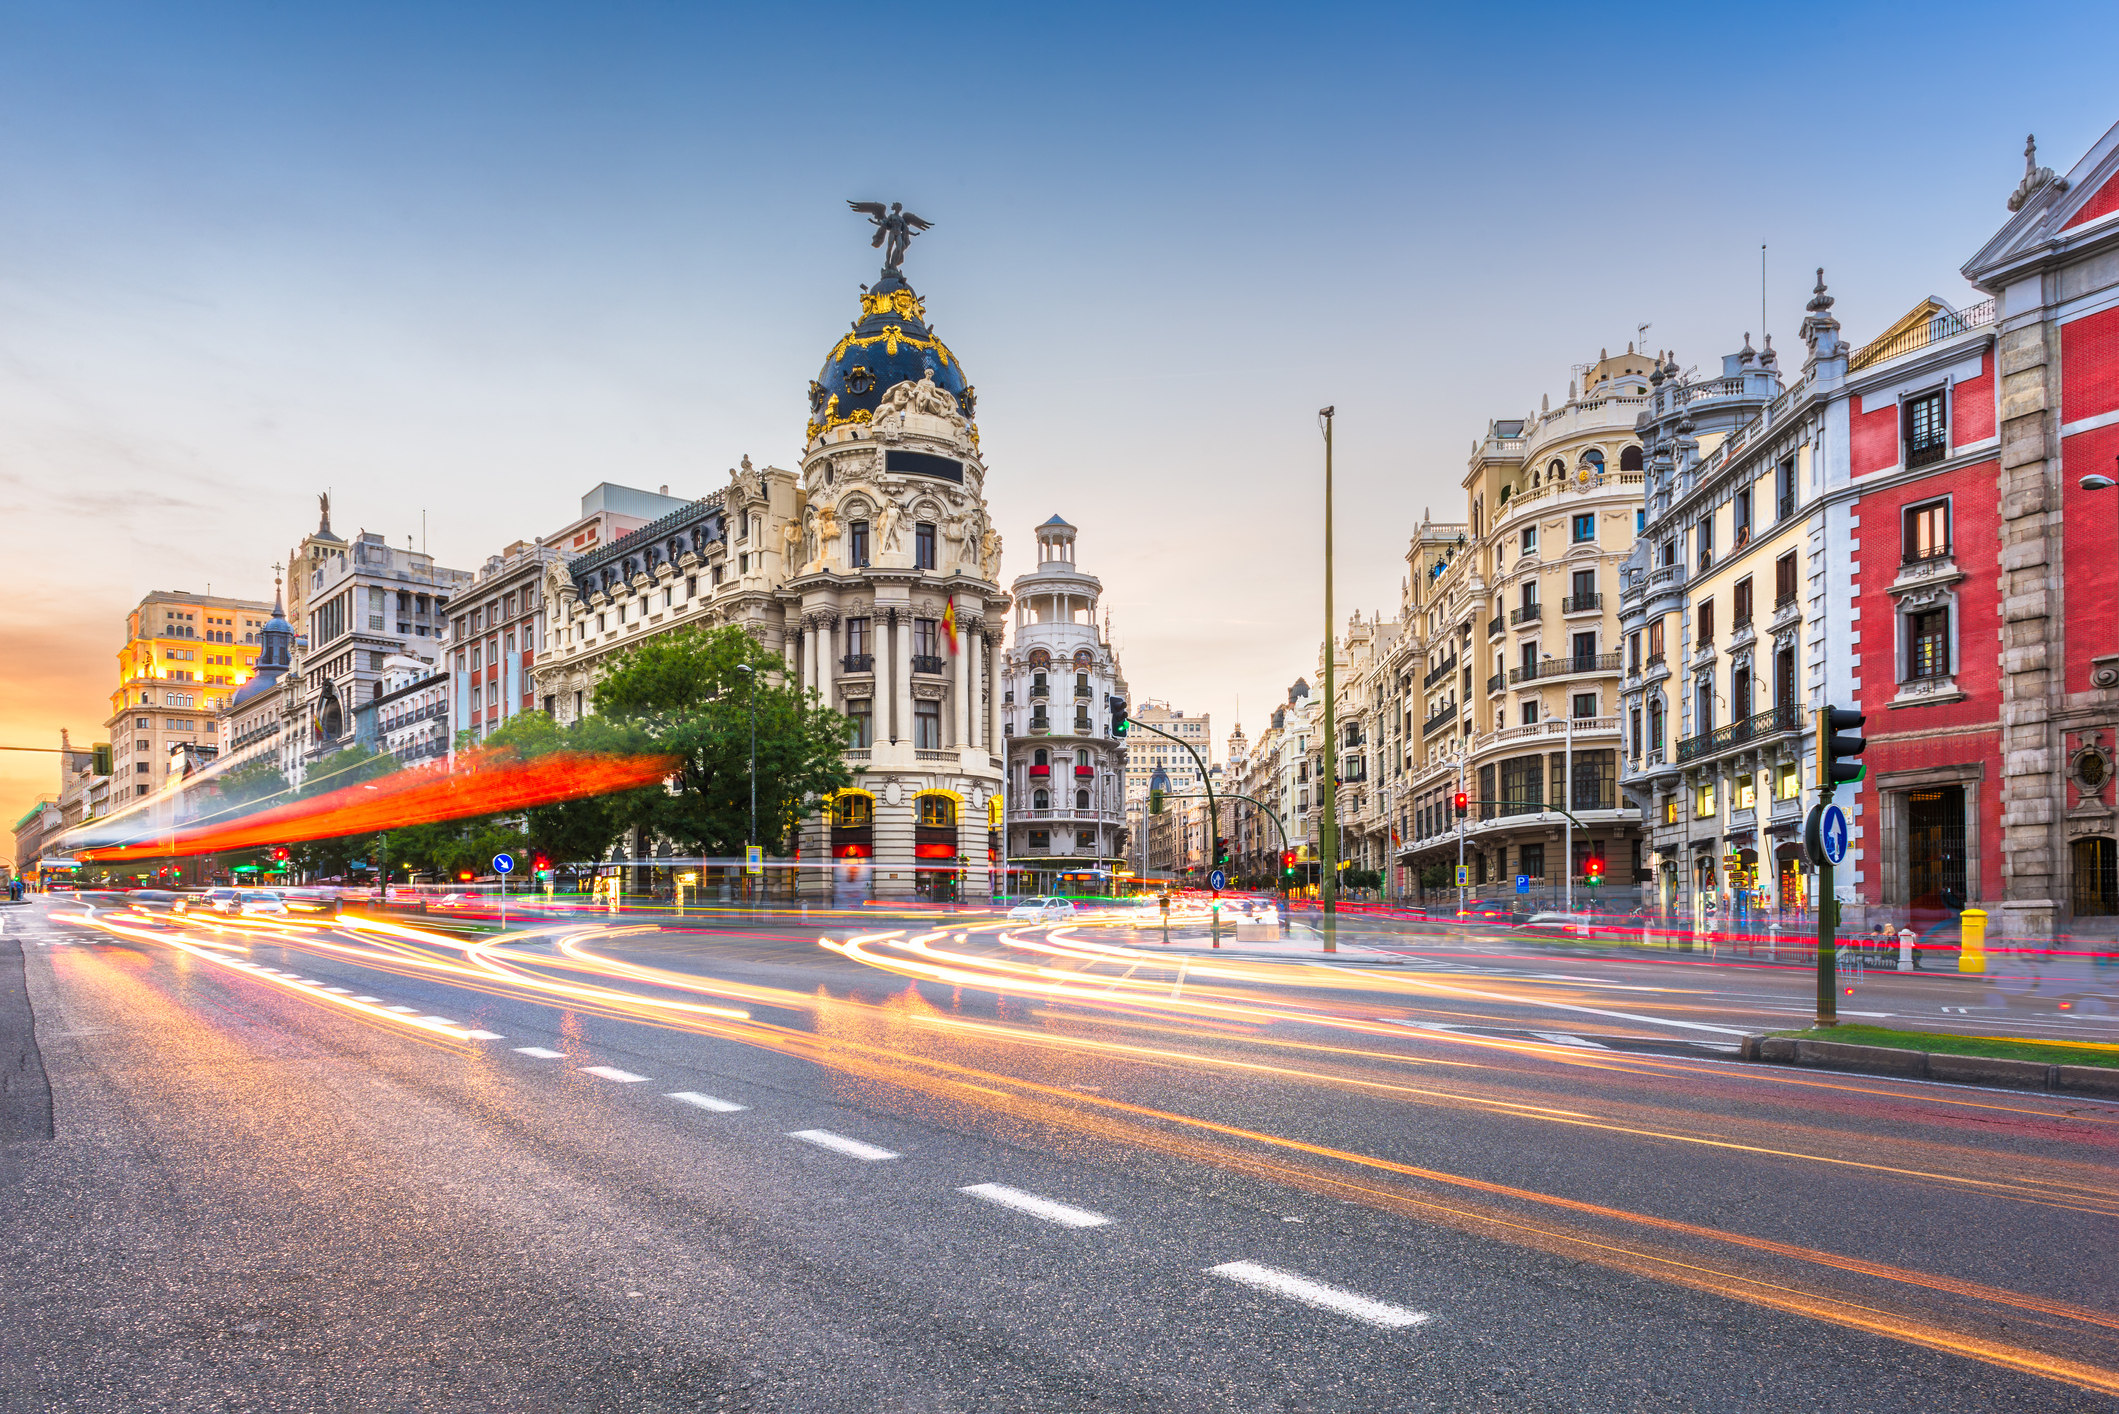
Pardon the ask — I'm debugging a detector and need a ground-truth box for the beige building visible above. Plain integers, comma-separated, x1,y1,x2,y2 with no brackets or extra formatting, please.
104,589,273,804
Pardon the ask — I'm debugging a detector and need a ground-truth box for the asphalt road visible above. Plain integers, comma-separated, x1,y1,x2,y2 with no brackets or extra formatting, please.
3,894,2117,1412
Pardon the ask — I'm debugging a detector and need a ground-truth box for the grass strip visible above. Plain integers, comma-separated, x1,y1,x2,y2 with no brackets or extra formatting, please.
1771,1023,2119,1069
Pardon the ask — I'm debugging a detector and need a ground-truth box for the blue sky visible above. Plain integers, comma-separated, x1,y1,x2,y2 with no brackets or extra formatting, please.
5,0,2118,824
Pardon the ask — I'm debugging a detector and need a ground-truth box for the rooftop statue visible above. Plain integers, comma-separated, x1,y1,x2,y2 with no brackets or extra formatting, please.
847,200,932,279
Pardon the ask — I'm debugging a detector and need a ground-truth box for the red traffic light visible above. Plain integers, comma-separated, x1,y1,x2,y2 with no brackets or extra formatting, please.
1280,850,1296,869
1453,792,1468,817
1585,856,1605,876
270,847,289,862
532,854,551,871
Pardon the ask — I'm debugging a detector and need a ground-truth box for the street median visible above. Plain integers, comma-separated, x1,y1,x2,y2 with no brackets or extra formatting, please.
1740,1024,2119,1098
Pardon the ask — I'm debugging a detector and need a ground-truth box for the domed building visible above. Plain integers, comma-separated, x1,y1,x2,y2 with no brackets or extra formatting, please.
534,229,1009,903
216,584,296,775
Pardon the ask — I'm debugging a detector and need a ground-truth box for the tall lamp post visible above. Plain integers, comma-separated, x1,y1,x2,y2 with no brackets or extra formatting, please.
736,663,758,904
1319,405,1339,953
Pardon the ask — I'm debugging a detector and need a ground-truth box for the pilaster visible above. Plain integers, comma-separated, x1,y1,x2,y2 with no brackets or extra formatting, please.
1996,318,2058,936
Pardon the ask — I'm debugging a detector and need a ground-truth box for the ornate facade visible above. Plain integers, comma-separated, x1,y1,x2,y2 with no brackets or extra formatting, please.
532,262,1009,902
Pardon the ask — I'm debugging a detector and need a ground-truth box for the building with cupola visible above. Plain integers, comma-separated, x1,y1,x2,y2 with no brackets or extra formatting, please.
216,583,298,776
995,516,1130,895
533,238,1010,902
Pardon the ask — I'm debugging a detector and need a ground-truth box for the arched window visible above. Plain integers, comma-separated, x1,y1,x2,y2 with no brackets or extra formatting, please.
1033,789,1050,810
1076,789,1091,809
1548,459,1564,482
831,794,873,829
1620,444,1644,471
917,795,956,828
1033,748,1048,766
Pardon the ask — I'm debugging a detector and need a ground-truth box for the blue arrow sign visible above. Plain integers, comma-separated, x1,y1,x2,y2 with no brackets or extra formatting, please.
492,853,515,874
1208,869,1227,891
1819,805,1849,866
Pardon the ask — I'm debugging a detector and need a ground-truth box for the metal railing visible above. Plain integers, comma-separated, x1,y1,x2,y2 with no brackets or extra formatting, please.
840,653,873,673
1674,702,1799,764
1423,655,1458,689
1848,298,1994,371
1488,615,1504,638
1906,436,1949,469
1486,672,1505,694
1422,706,1459,737
911,655,945,675
1561,594,1602,614
1902,542,1952,566
1509,652,1622,685
1510,603,1543,624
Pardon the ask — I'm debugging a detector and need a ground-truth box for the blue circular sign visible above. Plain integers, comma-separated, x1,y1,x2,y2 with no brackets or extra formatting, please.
1208,869,1228,891
492,853,515,874
1818,804,1850,866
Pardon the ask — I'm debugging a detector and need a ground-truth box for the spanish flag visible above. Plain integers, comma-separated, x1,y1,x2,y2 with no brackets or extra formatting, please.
941,597,960,655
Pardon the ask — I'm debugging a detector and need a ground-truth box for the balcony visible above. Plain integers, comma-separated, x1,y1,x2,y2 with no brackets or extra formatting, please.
1488,615,1504,639
1674,703,1800,765
1510,603,1543,625
911,655,944,675
1422,655,1458,689
1903,541,1952,567
1422,706,1459,738
1029,685,1049,698
1486,671,1504,695
840,653,873,673
1509,652,1622,685
1560,594,1603,615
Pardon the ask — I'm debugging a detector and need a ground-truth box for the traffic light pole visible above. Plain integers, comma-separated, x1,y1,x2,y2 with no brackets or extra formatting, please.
1319,405,1338,954
1811,704,1867,1029
1126,714,1223,946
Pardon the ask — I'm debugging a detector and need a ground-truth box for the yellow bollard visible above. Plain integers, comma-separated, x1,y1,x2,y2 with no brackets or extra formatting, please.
1958,907,1986,973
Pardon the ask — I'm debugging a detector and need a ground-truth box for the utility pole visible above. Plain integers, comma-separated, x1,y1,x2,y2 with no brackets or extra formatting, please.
1319,406,1339,953
1564,714,1575,914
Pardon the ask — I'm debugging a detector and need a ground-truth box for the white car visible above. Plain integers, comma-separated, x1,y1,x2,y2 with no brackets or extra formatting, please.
174,888,245,916
1007,897,1078,924
240,890,290,916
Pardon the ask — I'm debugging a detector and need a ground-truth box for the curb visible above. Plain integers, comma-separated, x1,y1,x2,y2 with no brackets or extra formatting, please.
1738,1034,2119,1098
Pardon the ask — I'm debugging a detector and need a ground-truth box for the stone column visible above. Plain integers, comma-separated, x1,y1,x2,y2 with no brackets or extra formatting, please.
954,616,973,754
985,631,1002,755
1997,317,2058,937
894,610,913,745
804,616,820,696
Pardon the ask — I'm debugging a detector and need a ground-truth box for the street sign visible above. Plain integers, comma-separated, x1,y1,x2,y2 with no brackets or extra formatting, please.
1455,864,1469,887
745,844,764,877
492,853,514,874
1806,802,1850,866
1515,874,1530,894
1208,868,1227,891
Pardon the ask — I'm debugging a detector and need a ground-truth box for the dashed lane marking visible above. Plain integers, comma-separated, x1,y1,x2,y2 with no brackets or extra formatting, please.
580,1065,650,1083
1207,1261,1431,1329
514,1046,566,1059
959,1183,1111,1228
1530,1032,1605,1049
787,1128,898,1161
666,1091,747,1112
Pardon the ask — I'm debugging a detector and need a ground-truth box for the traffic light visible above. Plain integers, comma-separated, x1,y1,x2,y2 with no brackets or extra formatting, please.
1149,788,1164,815
1214,837,1230,868
1585,856,1605,886
1822,706,1867,790
270,847,289,863
532,854,551,875
1109,697,1129,737
1453,791,1468,819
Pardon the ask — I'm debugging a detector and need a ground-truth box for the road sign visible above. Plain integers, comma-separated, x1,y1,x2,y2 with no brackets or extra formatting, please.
1208,868,1227,891
1455,864,1469,887
1515,874,1530,894
492,853,514,874
1806,802,1851,866
745,844,763,877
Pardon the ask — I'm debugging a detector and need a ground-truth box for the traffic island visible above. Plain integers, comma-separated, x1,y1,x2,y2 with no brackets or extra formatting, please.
1739,1024,2119,1097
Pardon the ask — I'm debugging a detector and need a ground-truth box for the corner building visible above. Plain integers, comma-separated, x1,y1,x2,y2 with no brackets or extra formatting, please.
536,262,1008,903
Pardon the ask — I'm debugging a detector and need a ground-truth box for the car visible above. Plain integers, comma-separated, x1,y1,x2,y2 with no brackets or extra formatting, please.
240,890,290,916
172,888,243,915
1006,897,1078,923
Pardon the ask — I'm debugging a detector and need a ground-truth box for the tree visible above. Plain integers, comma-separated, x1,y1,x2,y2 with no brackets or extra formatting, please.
591,626,854,857
479,711,631,866
286,746,399,878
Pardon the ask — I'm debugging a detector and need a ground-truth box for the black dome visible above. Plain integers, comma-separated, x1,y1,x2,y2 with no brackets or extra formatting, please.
807,273,972,439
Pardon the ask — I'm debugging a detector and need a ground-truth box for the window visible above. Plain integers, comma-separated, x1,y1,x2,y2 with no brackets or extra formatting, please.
1697,599,1714,645
1778,761,1801,800
1572,512,1595,543
1696,780,1717,817
1620,444,1644,471
1628,632,1641,672
1629,707,1642,754
1571,631,1596,667
1520,527,1537,555
914,699,943,748
1697,517,1715,570
1909,608,1950,679
1519,843,1545,878
1695,677,1713,734
686,575,696,598
915,522,936,569
847,700,872,747
1733,577,1753,625
1663,796,1679,825
503,593,516,620
1572,693,1596,719
1028,829,1050,852
1905,390,1947,467
1033,788,1050,809
1660,539,1677,568
136,717,149,728
1076,829,1097,849
845,617,870,658
1776,456,1797,519
1904,500,1949,562
1520,699,1539,725
1570,569,1595,606
832,793,872,828
1519,641,1538,676
1775,550,1798,606
1076,788,1091,808
912,619,940,669
916,794,955,827
1734,773,1756,810
1733,489,1752,544
849,520,871,567
1648,619,1664,661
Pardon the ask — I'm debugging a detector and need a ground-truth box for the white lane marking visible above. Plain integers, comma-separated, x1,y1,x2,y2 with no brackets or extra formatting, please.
385,1005,417,1014
325,987,353,994
666,1091,747,1112
787,1128,898,1161
580,1065,649,1083
1530,1032,1605,1049
355,996,384,1003
465,1029,505,1040
417,1016,460,1026
514,1046,565,1059
959,1183,1111,1228
1208,1261,1431,1328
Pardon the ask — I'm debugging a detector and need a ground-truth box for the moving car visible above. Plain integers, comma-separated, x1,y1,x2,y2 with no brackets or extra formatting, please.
173,888,245,915
1006,897,1078,923
240,890,290,916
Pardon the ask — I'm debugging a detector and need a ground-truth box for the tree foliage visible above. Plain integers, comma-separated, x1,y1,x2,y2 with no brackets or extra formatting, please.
591,625,854,857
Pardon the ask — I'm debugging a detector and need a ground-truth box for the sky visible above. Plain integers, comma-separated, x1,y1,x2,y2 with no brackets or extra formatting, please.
5,0,2119,835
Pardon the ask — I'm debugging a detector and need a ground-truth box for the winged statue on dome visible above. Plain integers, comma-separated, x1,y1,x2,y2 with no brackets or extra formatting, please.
847,201,932,278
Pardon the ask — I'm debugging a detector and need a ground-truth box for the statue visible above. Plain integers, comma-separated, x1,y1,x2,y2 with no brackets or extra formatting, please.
980,528,1002,581
846,200,933,278
731,454,764,507
780,517,802,567
878,500,905,554
317,491,332,534
943,506,978,567
874,364,960,423
810,502,840,573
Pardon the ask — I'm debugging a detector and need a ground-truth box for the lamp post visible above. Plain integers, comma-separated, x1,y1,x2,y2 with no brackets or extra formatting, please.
1319,405,1339,953
736,663,758,905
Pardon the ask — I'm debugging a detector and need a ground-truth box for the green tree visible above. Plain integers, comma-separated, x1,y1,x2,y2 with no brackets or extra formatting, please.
286,746,399,877
591,625,854,857
480,711,631,867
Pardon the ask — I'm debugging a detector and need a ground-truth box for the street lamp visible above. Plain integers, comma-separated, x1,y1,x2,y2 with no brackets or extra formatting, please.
1319,405,1338,953
735,664,758,888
